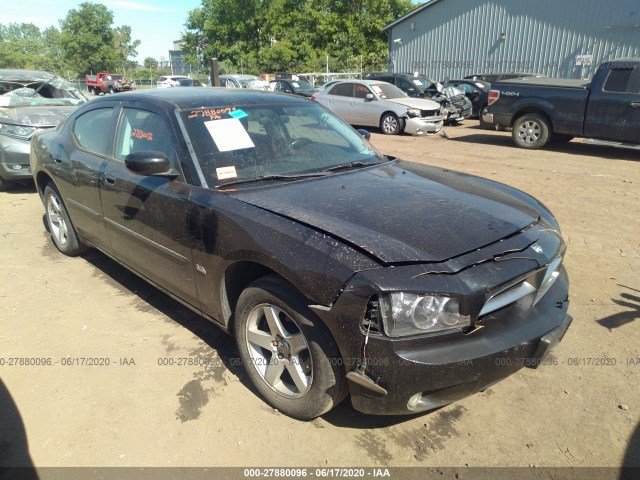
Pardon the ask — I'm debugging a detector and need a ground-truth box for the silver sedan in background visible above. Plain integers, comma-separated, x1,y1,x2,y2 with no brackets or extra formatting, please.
312,80,444,135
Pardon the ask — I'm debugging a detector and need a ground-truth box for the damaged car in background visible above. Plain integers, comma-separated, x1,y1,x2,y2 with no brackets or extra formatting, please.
31,88,571,419
364,73,473,125
312,79,445,135
0,70,86,190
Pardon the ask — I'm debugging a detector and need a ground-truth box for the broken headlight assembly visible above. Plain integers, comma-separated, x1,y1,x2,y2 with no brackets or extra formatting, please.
379,293,470,337
406,108,421,118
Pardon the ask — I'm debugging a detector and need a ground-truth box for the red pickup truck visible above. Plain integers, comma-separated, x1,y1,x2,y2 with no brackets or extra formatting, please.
85,73,135,95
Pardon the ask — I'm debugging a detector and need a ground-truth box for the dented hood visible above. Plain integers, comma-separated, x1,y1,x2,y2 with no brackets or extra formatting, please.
228,161,540,264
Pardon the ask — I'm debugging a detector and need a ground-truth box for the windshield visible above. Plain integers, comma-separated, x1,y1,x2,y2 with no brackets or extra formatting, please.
369,83,407,99
180,102,385,188
291,80,316,92
0,75,87,107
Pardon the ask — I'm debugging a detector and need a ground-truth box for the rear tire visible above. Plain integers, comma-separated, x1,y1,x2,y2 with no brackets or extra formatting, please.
512,113,551,149
44,183,87,256
235,276,347,420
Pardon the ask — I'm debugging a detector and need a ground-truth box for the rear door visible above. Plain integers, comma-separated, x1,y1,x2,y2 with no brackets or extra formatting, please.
324,83,355,122
64,102,119,250
585,65,640,143
100,103,198,305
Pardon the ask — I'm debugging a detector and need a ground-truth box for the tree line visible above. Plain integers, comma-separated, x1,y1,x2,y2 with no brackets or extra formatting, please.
0,2,140,78
183,0,415,74
0,0,417,78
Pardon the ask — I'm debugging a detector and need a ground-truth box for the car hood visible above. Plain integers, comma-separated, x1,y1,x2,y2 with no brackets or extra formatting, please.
227,161,540,264
386,97,441,110
0,105,77,126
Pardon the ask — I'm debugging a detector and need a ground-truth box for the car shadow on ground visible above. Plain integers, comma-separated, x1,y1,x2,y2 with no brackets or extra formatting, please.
78,249,258,396
1,181,37,194
597,285,640,330
0,379,38,478
449,129,640,161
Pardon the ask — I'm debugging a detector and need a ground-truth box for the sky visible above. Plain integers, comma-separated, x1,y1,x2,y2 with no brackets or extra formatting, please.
1,0,203,64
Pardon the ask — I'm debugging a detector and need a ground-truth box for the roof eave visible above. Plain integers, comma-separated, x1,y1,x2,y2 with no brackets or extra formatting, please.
383,0,444,32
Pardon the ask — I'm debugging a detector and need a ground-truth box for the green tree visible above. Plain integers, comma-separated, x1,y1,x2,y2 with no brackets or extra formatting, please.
182,0,415,74
59,2,140,76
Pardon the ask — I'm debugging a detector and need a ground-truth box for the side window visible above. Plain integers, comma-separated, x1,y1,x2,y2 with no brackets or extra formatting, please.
398,79,414,91
626,67,640,94
114,109,174,161
354,84,372,99
329,83,354,97
603,68,633,93
72,108,115,156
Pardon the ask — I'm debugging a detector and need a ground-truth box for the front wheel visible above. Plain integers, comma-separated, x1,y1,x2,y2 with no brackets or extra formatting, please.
44,183,87,256
235,276,347,420
512,113,551,149
380,112,402,135
108,86,115,94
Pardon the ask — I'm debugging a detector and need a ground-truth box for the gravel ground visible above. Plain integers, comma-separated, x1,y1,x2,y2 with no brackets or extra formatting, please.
1,123,638,476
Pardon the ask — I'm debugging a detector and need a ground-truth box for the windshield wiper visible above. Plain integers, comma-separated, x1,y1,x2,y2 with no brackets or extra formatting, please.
321,160,385,173
215,172,329,189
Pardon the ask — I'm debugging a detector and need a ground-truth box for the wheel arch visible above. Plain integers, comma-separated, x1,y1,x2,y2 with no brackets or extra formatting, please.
511,107,554,132
35,171,55,200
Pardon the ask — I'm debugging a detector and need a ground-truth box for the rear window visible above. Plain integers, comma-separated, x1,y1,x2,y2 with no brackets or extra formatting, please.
603,68,633,93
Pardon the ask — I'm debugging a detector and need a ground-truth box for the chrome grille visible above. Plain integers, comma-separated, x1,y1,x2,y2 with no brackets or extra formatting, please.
479,256,563,317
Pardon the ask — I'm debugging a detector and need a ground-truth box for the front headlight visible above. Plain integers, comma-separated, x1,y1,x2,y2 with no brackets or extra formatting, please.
407,108,421,118
379,293,470,337
0,122,37,140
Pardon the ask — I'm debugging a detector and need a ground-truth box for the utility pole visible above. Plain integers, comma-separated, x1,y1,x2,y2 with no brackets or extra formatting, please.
210,58,220,86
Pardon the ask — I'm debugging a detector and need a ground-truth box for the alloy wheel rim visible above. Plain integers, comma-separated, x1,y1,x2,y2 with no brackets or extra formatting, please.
47,194,68,245
245,303,312,398
383,116,398,133
518,120,541,144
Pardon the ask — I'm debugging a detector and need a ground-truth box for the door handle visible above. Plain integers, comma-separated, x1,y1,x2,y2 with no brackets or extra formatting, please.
103,174,116,185
330,99,335,103
631,102,640,107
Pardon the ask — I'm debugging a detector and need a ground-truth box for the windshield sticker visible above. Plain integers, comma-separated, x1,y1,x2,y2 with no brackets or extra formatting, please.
229,109,248,119
131,128,153,141
412,79,422,86
0,97,9,107
188,107,237,121
216,165,238,180
370,85,385,98
292,82,300,88
204,118,255,152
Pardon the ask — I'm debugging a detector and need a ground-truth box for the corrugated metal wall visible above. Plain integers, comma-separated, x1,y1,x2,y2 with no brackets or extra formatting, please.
388,0,640,80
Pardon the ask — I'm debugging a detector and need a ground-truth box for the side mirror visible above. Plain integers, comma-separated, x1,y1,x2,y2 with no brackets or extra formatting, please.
125,151,174,176
365,93,374,101
356,129,371,140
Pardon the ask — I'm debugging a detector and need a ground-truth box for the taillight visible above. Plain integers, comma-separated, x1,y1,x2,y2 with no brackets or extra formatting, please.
310,95,315,101
488,90,500,106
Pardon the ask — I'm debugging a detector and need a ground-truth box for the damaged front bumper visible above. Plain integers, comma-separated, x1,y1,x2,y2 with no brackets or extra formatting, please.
348,272,570,415
404,116,445,135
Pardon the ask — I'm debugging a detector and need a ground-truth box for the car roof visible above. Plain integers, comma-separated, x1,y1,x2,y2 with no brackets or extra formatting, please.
89,87,312,110
0,69,56,81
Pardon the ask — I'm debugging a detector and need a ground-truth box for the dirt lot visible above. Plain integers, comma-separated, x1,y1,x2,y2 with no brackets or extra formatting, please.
1,123,639,476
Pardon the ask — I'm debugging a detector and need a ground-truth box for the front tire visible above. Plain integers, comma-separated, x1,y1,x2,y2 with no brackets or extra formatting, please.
44,183,87,256
512,113,551,149
235,276,347,420
108,86,115,94
380,112,402,135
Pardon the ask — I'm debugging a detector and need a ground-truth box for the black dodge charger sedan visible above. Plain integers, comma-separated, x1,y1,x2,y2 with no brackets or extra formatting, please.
30,88,571,419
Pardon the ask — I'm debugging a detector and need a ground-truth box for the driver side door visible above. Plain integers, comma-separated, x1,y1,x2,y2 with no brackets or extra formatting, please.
100,104,198,306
